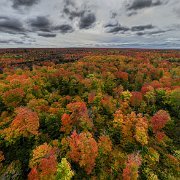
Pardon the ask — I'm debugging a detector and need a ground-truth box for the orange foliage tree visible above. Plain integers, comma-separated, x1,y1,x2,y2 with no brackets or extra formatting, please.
0,151,5,169
67,130,98,174
60,102,93,134
28,143,58,180
2,88,25,108
115,71,128,81
6,74,31,89
98,135,112,155
113,110,148,146
2,107,39,142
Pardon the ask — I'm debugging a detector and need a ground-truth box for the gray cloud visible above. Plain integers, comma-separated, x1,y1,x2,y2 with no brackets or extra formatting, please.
62,0,96,29
38,32,56,38
28,15,74,35
28,16,51,32
62,0,86,20
105,23,130,33
79,13,96,29
0,16,9,20
0,16,25,34
0,40,12,44
126,0,166,11
64,0,75,6
12,0,40,9
110,12,118,19
174,7,180,17
63,4,86,21
136,32,145,36
137,29,168,36
105,23,119,28
53,24,73,34
0,39,24,44
0,0,179,48
127,11,138,16
63,8,85,20
105,23,164,35
131,24,155,31
148,30,168,35
172,24,180,30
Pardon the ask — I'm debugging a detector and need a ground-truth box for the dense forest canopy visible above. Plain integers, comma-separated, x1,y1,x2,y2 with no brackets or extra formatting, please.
0,48,180,179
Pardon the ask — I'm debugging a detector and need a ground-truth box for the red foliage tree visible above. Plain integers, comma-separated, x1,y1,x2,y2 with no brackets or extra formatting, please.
60,113,72,134
115,71,128,81
2,107,39,142
151,110,170,142
39,155,58,176
151,110,170,133
28,167,39,180
150,80,162,89
68,130,98,174
88,92,96,104
130,92,143,107
28,143,58,180
101,95,116,114
155,131,166,142
123,153,142,180
141,85,154,94
160,77,172,88
60,102,93,133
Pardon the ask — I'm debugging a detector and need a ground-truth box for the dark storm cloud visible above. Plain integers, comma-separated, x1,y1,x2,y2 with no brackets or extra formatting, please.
105,23,129,33
105,23,158,34
126,0,166,11
79,13,96,29
0,16,25,34
38,32,56,38
131,24,155,31
12,0,40,9
108,26,129,33
28,16,74,35
28,16,51,32
53,24,73,34
62,0,96,29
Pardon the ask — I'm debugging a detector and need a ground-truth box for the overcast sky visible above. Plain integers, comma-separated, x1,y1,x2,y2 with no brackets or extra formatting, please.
0,0,180,48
